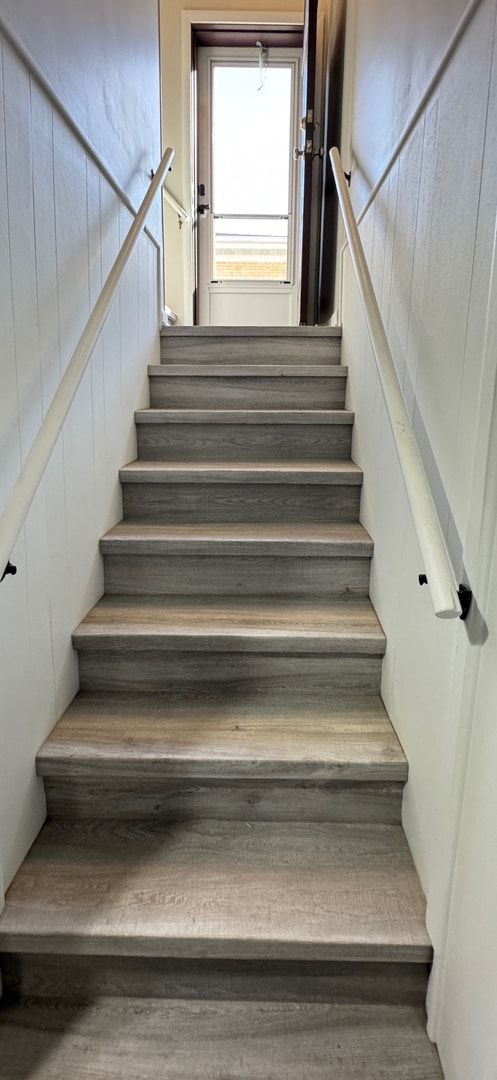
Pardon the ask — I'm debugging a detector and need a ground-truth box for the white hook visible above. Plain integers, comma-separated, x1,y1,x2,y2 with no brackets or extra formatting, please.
255,40,268,91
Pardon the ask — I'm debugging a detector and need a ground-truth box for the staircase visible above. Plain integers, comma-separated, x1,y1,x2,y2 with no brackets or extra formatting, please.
0,327,443,1078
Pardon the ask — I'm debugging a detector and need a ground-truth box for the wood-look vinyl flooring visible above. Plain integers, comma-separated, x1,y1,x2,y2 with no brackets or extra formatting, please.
148,372,348,410
72,595,386,655
0,820,431,961
134,408,355,424
99,521,374,557
1,953,431,1006
0,998,444,1079
37,690,407,781
150,363,348,377
119,459,363,484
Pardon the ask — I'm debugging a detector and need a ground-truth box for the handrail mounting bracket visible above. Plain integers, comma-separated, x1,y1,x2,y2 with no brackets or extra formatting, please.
457,584,472,621
1,561,17,583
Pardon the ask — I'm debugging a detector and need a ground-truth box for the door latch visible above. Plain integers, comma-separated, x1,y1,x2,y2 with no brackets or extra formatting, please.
198,203,211,215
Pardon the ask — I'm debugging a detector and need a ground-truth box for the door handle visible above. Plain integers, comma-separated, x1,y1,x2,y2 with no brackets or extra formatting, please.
198,203,211,215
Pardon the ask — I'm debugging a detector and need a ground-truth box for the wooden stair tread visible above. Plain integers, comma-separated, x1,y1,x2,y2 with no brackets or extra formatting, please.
148,363,348,377
0,997,443,1079
134,408,354,424
100,521,373,557
72,595,386,655
119,460,363,484
37,691,406,780
0,820,431,960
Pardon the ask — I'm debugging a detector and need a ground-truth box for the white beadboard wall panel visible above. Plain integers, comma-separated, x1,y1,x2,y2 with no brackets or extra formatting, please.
87,160,108,534
0,26,160,897
382,123,425,412
350,0,469,201
3,44,42,464
378,162,399,321
408,10,495,530
0,42,21,505
0,0,161,224
100,177,128,530
342,0,497,1074
435,19,497,1075
30,82,61,412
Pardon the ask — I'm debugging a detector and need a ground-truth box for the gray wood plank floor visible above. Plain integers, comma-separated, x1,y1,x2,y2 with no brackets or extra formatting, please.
0,329,439,1078
0,820,431,961
72,595,386,655
99,521,374,557
37,690,407,781
0,998,444,1079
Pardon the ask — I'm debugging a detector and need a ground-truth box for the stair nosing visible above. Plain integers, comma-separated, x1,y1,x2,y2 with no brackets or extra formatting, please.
100,522,373,558
71,596,386,657
119,461,363,485
135,409,354,425
0,819,432,963
148,364,348,377
37,756,407,782
37,688,406,782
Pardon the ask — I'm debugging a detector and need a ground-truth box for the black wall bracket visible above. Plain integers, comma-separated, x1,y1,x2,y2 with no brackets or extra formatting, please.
1,561,17,583
418,574,473,621
457,584,473,621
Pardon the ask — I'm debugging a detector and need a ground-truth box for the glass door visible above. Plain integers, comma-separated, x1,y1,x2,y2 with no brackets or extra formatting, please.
197,47,301,325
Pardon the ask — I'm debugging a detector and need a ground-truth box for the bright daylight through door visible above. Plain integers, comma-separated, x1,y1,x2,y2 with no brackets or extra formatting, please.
197,47,300,325
211,64,292,281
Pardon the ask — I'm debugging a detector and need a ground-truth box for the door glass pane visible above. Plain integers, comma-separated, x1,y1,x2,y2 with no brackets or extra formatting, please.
213,217,289,281
211,64,293,217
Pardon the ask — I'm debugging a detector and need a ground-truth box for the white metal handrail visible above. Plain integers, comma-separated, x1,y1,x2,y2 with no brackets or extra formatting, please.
0,147,175,582
163,187,189,224
330,146,463,620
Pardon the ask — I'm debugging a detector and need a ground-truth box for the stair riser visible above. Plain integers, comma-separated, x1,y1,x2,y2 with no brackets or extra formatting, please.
136,424,352,461
160,336,341,366
150,376,346,409
1,954,429,1006
102,554,370,597
43,778,403,824
122,483,361,523
78,652,382,693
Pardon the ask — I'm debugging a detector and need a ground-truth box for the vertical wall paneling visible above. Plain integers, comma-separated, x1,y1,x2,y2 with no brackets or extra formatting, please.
87,158,107,533
31,81,60,412
0,15,161,895
119,203,140,467
99,173,125,530
341,0,497,1074
0,39,21,508
3,45,42,463
384,122,425,412
0,0,162,220
380,163,400,322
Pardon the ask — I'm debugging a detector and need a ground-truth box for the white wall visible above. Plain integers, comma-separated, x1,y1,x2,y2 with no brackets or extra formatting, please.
0,0,161,217
0,6,161,899
341,0,497,1076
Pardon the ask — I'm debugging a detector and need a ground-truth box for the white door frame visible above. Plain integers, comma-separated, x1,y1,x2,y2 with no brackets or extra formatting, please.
179,10,304,325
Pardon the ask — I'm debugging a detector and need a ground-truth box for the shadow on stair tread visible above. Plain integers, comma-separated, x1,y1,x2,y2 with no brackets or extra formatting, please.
0,997,444,1080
